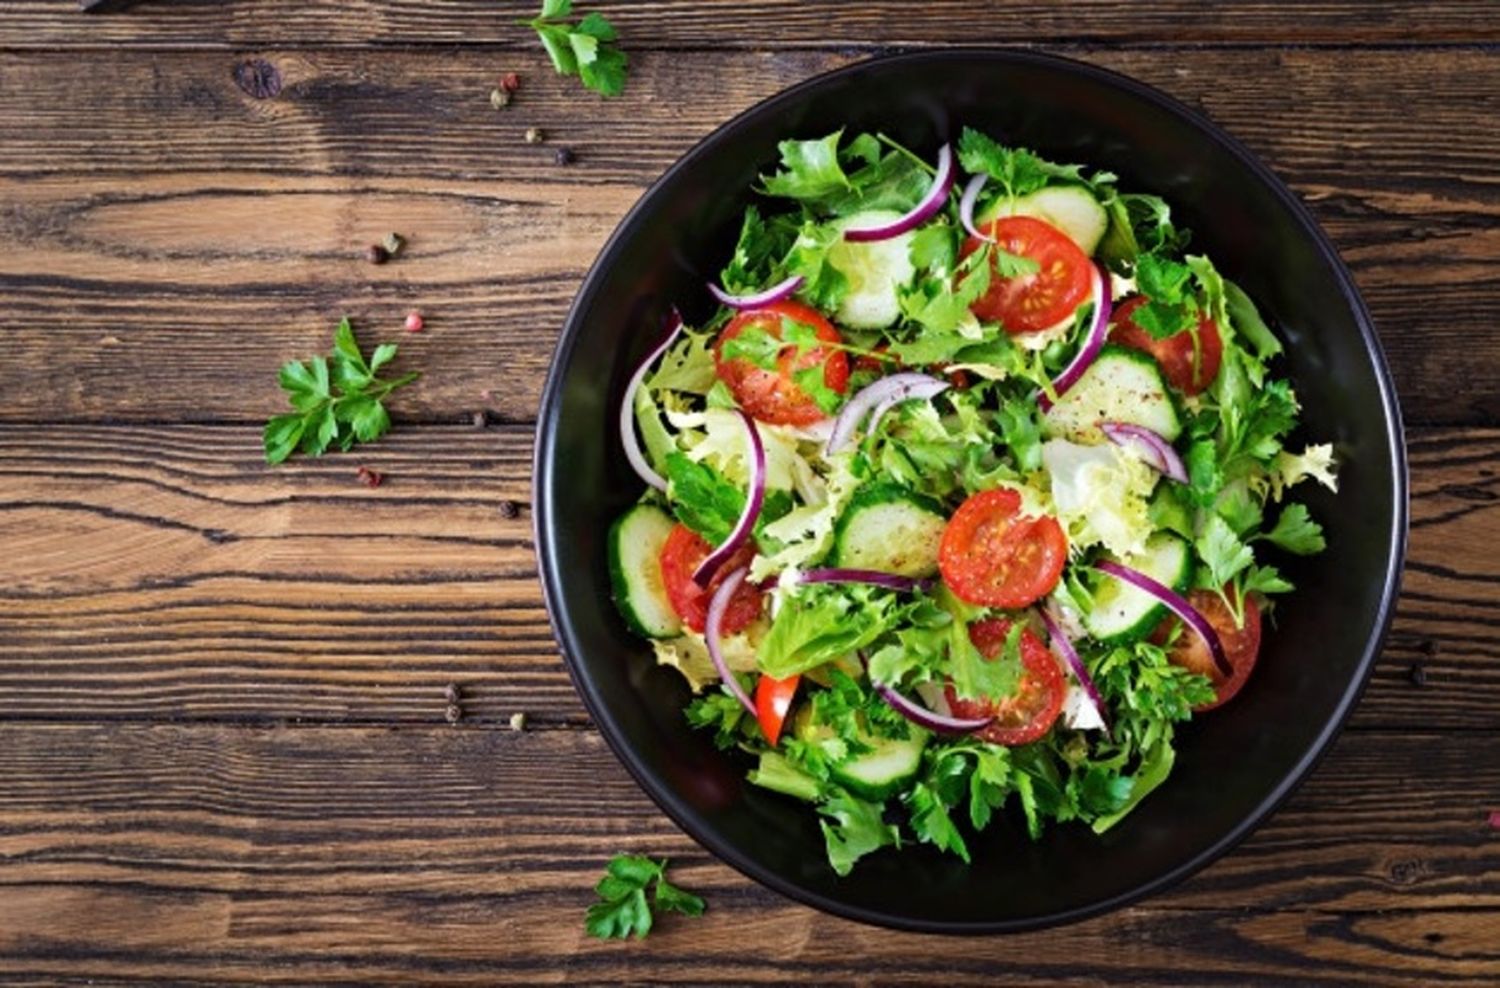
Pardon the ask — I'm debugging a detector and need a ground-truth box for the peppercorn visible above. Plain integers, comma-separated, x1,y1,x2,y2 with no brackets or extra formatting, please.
444,703,462,725
355,466,384,488
500,72,521,94
554,146,576,166
524,127,544,145
404,310,424,333
489,88,510,110
498,500,520,520
509,712,527,731
365,243,389,265
472,409,489,429
382,232,406,256
444,682,461,704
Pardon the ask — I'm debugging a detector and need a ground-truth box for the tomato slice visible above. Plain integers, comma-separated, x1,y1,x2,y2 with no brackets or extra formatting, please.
1156,585,1261,711
961,216,1093,334
938,488,1068,609
754,673,800,745
1110,295,1224,396
657,524,764,634
945,618,1066,746
714,300,850,426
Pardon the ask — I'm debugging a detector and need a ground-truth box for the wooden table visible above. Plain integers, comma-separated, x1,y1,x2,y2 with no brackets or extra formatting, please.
1,2,1496,983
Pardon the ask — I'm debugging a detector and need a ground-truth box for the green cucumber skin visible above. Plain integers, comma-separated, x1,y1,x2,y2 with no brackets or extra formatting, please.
1084,533,1193,645
1043,344,1184,444
608,503,682,640
830,483,948,577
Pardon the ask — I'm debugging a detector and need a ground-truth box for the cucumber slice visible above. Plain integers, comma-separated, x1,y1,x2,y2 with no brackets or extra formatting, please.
1043,344,1183,444
793,705,928,801
827,210,916,329
1083,532,1193,643
608,503,682,639
829,734,927,801
979,184,1110,256
831,483,947,578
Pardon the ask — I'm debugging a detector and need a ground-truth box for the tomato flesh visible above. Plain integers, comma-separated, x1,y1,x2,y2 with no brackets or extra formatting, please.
1110,295,1224,396
755,673,800,745
714,300,850,426
1156,586,1261,711
939,488,1068,609
961,216,1093,334
658,524,764,634
946,618,1066,746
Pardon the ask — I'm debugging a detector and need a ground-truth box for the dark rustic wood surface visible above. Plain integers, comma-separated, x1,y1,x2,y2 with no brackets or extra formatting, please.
1,2,1496,983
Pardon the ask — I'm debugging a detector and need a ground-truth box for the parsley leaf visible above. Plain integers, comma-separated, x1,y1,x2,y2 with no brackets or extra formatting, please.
995,395,1044,472
1263,502,1327,555
906,781,970,862
584,855,705,940
760,131,850,200
956,127,1082,200
1195,514,1255,590
528,2,627,97
818,789,900,877
263,318,419,464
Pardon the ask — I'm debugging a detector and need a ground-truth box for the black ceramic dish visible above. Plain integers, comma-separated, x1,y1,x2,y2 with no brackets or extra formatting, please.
534,50,1407,934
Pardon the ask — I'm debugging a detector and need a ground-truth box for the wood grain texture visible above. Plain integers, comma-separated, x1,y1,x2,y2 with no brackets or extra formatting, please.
11,0,1500,48
0,424,1492,729
1,48,1498,425
0,723,1495,985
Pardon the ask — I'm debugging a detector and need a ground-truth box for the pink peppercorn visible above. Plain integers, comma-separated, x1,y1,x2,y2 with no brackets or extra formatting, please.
404,310,424,333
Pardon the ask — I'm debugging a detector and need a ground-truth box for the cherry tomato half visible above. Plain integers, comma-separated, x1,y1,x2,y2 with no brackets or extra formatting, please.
1110,295,1224,396
714,300,850,426
939,488,1068,609
946,618,1066,746
961,216,1093,334
658,524,763,635
1155,585,1262,711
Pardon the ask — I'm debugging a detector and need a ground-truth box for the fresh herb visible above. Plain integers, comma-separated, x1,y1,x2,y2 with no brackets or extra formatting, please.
527,0,627,98
956,127,1085,201
662,453,791,545
817,789,900,877
263,318,419,464
1262,502,1327,555
758,130,932,216
584,855,705,940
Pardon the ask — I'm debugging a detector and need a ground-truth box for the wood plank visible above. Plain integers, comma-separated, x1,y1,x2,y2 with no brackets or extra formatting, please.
0,723,1494,985
0,424,1493,729
8,0,1500,48
1,48,1497,425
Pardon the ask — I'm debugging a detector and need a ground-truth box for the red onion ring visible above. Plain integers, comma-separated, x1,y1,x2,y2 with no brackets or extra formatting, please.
842,144,955,243
872,679,994,733
825,372,949,455
959,172,992,242
1101,422,1189,484
1038,263,1111,411
704,567,758,718
691,410,766,588
1039,607,1109,733
707,274,804,310
617,308,684,491
799,568,933,592
1094,560,1233,678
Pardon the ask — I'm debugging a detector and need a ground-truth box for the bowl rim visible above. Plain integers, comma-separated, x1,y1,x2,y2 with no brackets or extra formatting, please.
533,47,1409,934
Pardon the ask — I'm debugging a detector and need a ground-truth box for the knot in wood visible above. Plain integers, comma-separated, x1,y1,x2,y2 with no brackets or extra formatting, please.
234,59,283,99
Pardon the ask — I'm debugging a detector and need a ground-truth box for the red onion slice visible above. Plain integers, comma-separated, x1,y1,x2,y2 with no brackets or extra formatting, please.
959,173,992,242
1094,560,1233,678
618,309,684,491
1039,607,1109,733
708,274,804,310
873,680,994,733
1038,263,1111,412
1101,422,1189,484
842,144,955,243
799,568,933,592
704,567,758,718
825,372,949,455
691,410,766,588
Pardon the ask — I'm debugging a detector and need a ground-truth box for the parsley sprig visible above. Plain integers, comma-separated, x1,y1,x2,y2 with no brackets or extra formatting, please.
585,855,705,940
263,318,419,464
528,1,627,97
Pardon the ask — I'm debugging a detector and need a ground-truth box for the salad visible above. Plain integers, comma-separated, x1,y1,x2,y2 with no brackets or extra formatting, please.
609,127,1338,875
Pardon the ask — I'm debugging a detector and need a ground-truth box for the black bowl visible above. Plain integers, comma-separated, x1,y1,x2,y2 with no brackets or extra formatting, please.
534,50,1407,933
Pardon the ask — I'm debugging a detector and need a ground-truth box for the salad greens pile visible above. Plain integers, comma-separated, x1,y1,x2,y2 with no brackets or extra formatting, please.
612,126,1338,875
